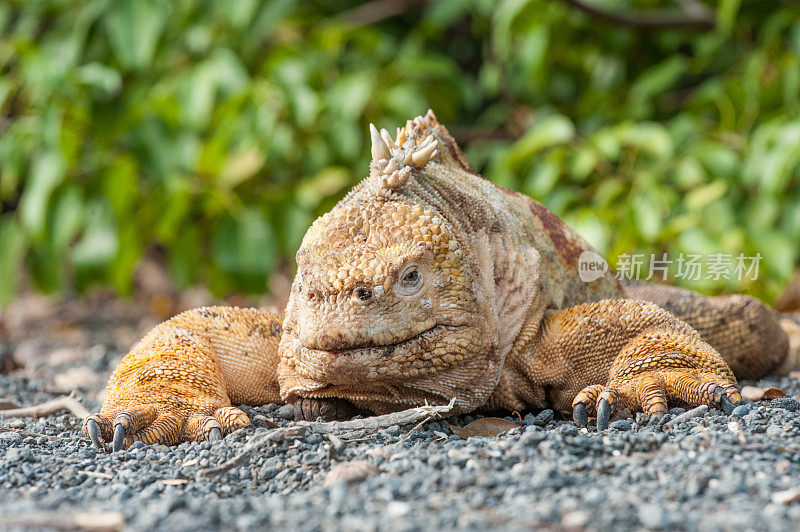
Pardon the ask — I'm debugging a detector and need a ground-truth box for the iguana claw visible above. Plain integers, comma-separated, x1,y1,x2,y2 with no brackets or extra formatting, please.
596,398,612,431
719,394,735,415
572,403,588,427
208,427,222,441
112,424,127,452
86,419,105,451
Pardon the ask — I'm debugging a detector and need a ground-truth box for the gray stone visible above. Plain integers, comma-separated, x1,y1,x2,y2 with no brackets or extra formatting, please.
5,448,36,462
533,409,554,426
766,425,784,437
770,397,800,412
638,503,670,530
276,404,295,420
731,403,753,417
0,432,22,444
609,419,632,431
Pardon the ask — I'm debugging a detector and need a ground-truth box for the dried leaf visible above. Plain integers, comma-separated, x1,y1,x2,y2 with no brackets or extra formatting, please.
160,478,189,486
741,386,786,401
449,417,518,439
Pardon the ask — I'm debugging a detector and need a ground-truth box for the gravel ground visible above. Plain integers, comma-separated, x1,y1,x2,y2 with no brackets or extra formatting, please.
2,295,800,531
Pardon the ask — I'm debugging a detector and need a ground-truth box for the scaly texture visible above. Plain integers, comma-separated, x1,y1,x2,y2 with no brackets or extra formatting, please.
624,281,789,379
86,111,793,447
83,307,281,449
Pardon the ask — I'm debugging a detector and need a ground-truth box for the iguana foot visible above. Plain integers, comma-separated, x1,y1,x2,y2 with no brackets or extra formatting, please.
83,403,250,451
83,307,283,450
571,328,741,430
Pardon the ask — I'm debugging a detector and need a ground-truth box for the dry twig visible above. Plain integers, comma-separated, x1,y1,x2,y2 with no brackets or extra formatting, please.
199,399,457,479
0,511,124,531
0,391,90,419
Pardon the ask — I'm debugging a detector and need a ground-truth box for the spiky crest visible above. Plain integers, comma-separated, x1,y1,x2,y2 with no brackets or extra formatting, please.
368,110,474,193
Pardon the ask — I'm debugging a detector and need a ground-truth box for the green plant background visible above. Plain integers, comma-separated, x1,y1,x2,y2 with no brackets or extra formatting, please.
1,0,799,305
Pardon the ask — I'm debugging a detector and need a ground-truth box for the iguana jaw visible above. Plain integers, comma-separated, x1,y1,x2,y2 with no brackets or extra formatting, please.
277,317,498,414
314,322,444,354
282,322,465,384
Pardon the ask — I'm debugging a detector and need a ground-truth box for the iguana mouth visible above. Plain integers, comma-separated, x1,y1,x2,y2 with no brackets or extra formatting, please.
287,323,460,386
322,323,446,355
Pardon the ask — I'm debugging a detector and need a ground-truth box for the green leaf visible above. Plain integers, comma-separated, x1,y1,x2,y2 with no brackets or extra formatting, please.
169,224,201,288
19,151,65,239
629,57,686,116
0,215,27,305
685,181,728,211
109,223,143,295
524,159,560,198
296,168,350,209
220,147,265,187
72,200,119,269
49,185,84,249
104,0,168,70
694,142,739,180
212,208,276,277
76,63,122,97
510,114,575,167
617,123,673,160
631,191,662,242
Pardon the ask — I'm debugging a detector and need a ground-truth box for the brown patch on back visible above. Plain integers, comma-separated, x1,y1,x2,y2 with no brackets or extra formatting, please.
524,198,584,269
489,183,584,269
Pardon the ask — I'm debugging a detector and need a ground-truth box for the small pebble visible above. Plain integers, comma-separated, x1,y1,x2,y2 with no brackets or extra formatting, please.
731,403,753,418
770,397,800,412
609,419,631,431
275,404,295,420
532,409,554,427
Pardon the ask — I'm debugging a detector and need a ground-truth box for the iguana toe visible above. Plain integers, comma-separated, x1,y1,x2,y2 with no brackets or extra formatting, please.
84,418,106,451
572,403,589,427
186,412,230,443
292,397,362,421
596,398,612,431
112,424,127,452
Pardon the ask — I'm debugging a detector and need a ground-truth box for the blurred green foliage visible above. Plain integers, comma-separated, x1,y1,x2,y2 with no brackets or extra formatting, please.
1,0,799,305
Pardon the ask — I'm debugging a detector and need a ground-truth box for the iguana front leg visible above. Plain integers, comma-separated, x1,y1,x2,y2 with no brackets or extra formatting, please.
83,307,282,450
494,299,740,430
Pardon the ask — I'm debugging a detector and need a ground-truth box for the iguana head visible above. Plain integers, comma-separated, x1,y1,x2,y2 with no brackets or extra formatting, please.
277,111,500,414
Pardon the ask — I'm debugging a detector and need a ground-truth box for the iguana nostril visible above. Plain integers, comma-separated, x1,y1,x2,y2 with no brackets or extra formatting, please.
356,287,372,300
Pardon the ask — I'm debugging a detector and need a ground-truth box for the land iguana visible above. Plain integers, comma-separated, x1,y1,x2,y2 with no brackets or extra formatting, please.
83,111,800,450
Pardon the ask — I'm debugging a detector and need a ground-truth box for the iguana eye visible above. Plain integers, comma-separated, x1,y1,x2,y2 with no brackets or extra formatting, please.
395,265,423,297
402,269,419,286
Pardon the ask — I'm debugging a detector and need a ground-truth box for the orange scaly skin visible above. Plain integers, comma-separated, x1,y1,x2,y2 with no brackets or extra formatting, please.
85,307,281,446
84,111,797,449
